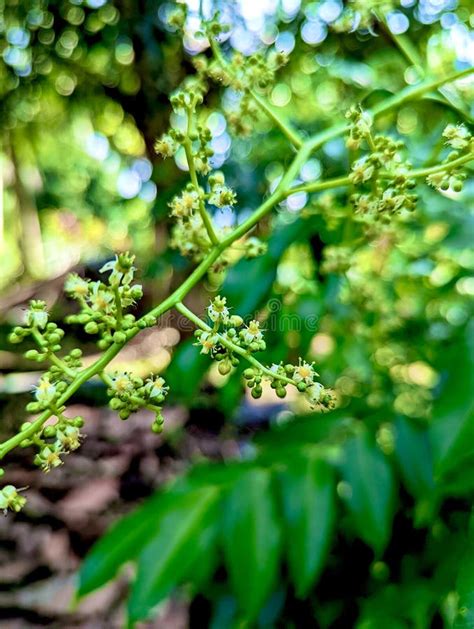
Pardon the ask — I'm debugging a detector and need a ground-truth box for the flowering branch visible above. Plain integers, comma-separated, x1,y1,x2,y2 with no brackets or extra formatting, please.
1,10,473,512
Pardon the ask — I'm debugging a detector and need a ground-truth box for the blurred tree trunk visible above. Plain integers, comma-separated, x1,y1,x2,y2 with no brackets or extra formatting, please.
9,132,45,280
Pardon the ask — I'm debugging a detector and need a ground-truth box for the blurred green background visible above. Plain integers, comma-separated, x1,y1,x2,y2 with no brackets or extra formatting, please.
0,0,474,627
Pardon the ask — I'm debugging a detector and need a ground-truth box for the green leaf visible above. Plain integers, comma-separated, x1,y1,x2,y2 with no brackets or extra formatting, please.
394,416,435,500
429,324,474,478
128,486,220,623
78,491,170,598
222,468,282,621
222,217,312,315
455,515,474,628
340,428,395,553
279,457,336,597
165,338,209,402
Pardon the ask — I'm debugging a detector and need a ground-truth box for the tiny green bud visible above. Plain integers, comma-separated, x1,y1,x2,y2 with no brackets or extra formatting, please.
297,381,307,392
113,331,127,344
229,315,244,327
251,386,262,399
85,322,99,334
243,368,254,379
151,421,163,434
24,349,39,360
43,426,57,438
218,360,232,375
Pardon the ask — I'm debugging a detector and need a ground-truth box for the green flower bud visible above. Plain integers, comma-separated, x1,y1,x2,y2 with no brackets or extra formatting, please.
113,331,127,344
297,381,307,392
24,349,39,360
243,368,254,379
43,426,57,438
85,321,99,334
251,386,262,399
218,360,232,375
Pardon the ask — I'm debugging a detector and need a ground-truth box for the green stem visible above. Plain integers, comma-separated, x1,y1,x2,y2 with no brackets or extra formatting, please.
208,37,304,149
305,66,474,155
99,373,162,413
285,175,352,197
175,302,296,386
112,285,123,328
0,342,122,459
183,108,219,246
32,328,76,379
408,152,473,178
1,60,472,463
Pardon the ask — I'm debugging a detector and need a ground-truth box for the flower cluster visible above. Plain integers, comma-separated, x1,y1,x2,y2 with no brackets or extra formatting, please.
0,485,26,514
345,106,373,151
208,172,237,208
107,372,169,433
201,26,289,137
193,297,335,410
154,78,267,274
426,124,472,193
65,252,145,350
345,113,418,222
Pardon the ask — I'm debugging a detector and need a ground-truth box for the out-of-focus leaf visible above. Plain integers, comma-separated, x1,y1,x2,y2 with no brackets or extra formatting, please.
422,93,473,124
454,515,474,628
340,427,395,553
394,416,435,499
78,491,170,598
255,412,348,453
165,338,209,402
222,217,313,315
128,486,220,623
222,468,281,621
279,456,336,597
429,323,474,477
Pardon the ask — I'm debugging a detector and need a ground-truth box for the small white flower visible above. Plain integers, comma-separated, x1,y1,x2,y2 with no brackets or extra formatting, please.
56,425,81,452
34,377,57,404
306,382,324,406
88,282,114,313
198,331,218,354
111,372,134,394
169,190,200,218
0,485,26,513
293,360,317,386
442,124,471,150
154,134,177,158
350,157,375,184
25,301,48,329
208,296,230,324
37,446,63,472
145,376,169,400
64,274,89,298
100,252,136,286
208,185,236,208
242,320,263,345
